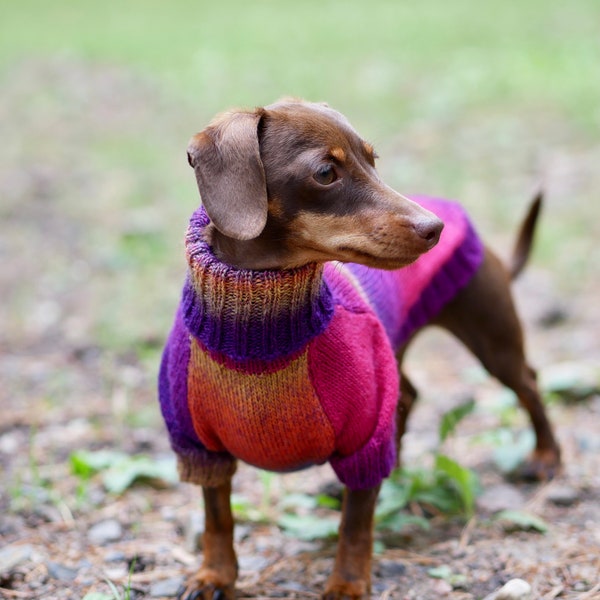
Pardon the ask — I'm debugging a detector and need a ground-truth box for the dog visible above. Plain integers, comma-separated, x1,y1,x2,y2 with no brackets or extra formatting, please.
159,98,561,599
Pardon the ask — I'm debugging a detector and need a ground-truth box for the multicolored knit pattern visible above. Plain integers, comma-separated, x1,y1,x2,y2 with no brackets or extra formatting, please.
158,196,484,490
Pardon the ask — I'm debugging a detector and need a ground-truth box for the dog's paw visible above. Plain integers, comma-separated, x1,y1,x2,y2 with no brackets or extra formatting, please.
322,577,369,600
512,447,562,482
177,569,235,600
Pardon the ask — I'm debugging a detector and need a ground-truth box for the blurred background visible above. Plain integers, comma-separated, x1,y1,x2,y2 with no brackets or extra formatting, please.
1,0,598,363
1,1,599,597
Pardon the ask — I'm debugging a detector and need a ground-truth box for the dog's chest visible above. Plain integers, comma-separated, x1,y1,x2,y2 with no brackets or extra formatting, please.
184,273,398,474
186,336,336,471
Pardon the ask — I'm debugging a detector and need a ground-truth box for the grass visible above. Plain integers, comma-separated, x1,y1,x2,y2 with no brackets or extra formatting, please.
1,0,598,352
2,1,599,124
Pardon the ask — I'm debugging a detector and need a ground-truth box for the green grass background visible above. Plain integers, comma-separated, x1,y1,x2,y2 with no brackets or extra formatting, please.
2,0,598,121
1,0,599,351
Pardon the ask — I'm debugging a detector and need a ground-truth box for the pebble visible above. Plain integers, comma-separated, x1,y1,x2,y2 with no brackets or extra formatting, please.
88,519,123,545
238,555,271,572
275,580,310,592
0,544,32,574
494,578,532,600
540,360,599,401
150,577,185,597
377,559,407,578
234,524,253,543
477,484,526,514
46,560,78,581
432,578,453,595
104,550,127,562
546,485,579,507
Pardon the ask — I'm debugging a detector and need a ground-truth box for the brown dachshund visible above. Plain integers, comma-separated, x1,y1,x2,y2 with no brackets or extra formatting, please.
159,98,561,599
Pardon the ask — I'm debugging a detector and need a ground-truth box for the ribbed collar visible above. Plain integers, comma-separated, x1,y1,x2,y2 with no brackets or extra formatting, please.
181,207,334,361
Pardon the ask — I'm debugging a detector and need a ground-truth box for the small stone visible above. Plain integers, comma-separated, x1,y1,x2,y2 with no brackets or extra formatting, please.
150,577,185,597
377,559,407,578
234,524,252,543
537,305,568,328
274,580,309,592
495,578,532,600
0,544,32,574
88,519,123,545
238,555,271,572
432,578,453,595
104,550,127,562
104,566,128,580
546,485,579,507
477,484,526,514
46,561,78,581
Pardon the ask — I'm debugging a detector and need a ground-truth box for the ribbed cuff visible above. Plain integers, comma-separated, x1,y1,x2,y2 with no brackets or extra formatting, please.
177,453,237,487
330,429,396,491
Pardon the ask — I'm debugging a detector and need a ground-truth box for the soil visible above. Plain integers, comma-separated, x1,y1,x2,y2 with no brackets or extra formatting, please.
1,58,599,600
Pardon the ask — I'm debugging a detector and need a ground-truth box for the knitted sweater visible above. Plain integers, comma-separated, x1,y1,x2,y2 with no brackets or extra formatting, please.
158,196,484,490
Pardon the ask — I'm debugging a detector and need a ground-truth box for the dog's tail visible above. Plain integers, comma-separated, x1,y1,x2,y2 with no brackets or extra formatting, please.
509,191,543,280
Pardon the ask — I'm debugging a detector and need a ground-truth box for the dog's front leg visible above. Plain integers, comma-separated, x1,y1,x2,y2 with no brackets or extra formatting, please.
178,480,238,600
323,485,380,600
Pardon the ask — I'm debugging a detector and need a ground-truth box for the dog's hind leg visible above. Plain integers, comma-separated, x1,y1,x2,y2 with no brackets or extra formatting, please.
432,250,561,480
394,370,418,465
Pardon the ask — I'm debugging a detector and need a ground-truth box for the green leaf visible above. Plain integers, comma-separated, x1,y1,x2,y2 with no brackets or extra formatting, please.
493,429,535,473
428,565,468,586
231,494,266,522
70,449,127,479
278,493,317,511
435,454,480,516
102,455,178,495
495,509,548,533
439,399,475,443
104,578,123,600
278,513,339,540
541,361,599,402
376,478,412,521
315,493,341,510
376,511,430,533
428,565,453,579
82,594,114,600
70,450,178,494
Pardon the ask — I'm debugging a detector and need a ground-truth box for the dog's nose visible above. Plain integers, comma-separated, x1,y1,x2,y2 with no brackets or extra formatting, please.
414,217,444,248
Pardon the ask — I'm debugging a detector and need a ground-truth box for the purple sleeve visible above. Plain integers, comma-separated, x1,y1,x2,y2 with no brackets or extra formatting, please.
159,307,236,485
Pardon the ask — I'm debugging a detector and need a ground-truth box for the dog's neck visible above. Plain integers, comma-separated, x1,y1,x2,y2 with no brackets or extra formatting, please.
181,207,334,361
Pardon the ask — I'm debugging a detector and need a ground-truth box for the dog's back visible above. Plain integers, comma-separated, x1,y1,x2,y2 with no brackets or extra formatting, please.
343,196,483,349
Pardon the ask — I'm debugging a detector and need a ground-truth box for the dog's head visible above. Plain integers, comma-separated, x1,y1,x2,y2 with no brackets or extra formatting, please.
187,98,443,270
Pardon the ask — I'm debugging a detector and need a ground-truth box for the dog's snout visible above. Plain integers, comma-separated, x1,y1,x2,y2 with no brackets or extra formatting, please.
414,217,444,248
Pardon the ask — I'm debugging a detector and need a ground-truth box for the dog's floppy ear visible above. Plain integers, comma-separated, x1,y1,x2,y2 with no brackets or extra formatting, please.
187,109,267,240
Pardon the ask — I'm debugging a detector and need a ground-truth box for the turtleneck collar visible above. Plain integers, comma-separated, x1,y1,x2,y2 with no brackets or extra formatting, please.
181,207,334,361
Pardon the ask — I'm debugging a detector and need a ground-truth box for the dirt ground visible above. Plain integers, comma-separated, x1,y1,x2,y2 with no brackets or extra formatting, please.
1,59,599,600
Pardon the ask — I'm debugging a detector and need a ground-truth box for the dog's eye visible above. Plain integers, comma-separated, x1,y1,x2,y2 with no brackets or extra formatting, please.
313,165,337,186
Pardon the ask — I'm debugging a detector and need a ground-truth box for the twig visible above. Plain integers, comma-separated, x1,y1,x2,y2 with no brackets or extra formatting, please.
0,588,31,598
524,479,555,513
458,515,477,550
378,585,400,599
578,582,600,599
541,584,564,599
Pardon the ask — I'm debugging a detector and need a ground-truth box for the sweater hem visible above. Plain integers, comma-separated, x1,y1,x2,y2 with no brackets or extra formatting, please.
176,453,237,487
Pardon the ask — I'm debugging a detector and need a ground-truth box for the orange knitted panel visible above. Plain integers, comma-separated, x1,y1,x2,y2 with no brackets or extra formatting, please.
187,339,336,471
